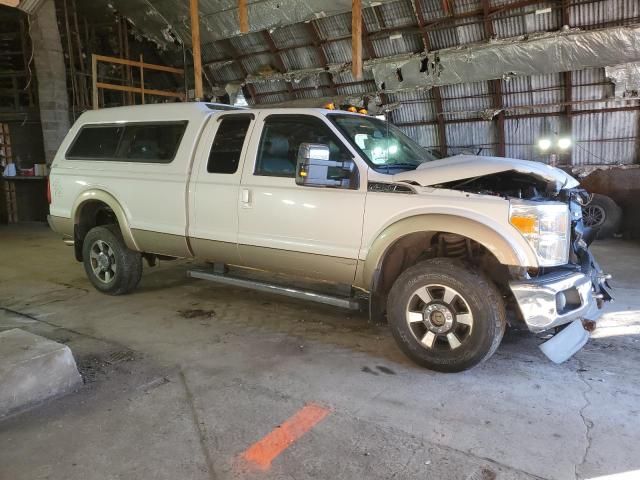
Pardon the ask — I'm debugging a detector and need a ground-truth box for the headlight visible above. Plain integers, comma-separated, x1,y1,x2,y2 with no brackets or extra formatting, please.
509,200,570,267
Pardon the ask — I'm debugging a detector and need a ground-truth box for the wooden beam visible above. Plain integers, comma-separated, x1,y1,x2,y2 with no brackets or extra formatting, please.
140,54,145,104
190,0,204,99
0,0,19,7
96,82,184,99
92,54,98,109
92,54,184,75
238,0,249,34
351,0,363,80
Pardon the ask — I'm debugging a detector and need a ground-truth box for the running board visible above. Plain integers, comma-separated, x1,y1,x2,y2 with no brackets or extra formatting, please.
187,269,362,310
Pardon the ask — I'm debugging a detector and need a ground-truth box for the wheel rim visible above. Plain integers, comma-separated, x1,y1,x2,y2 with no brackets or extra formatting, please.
405,284,473,351
89,239,117,283
582,204,606,227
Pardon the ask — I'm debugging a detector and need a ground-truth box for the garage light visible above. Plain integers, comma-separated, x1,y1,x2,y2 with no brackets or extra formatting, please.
558,137,572,150
538,138,552,151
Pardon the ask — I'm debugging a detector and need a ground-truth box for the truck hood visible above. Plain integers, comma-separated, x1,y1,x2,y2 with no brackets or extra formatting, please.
392,154,579,189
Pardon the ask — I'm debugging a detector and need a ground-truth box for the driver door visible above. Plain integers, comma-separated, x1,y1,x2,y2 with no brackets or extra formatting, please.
237,113,367,284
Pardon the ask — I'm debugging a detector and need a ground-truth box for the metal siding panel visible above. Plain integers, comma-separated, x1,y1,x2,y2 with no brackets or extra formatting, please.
371,34,423,58
446,121,496,156
270,23,314,49
440,81,492,120
572,111,639,165
388,90,437,123
280,47,322,71
504,116,562,162
400,124,440,149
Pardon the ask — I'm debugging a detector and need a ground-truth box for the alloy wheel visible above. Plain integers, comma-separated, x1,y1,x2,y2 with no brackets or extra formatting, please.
89,239,117,283
405,284,474,351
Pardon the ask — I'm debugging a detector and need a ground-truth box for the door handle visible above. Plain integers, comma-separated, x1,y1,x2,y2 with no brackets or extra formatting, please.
241,188,251,207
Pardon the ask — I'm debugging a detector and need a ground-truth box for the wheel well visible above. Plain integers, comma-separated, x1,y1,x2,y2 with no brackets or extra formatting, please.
370,231,510,321
74,201,119,261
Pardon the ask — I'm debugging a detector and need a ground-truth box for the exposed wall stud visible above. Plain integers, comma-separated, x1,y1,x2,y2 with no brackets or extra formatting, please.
190,0,204,99
238,0,249,33
352,0,363,80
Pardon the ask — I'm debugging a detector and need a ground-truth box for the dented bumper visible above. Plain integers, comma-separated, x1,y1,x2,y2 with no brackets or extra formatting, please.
510,270,599,332
509,246,613,333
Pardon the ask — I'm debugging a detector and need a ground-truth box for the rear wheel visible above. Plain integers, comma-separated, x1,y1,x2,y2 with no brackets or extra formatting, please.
82,225,142,295
387,258,506,372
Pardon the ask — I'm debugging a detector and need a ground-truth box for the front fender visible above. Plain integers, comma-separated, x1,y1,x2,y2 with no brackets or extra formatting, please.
358,214,538,290
72,190,139,251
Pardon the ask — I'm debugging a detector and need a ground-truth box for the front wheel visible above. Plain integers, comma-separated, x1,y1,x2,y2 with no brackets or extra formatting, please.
82,225,143,295
387,258,506,372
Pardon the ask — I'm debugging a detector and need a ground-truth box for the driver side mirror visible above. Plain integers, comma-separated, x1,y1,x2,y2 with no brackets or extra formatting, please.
295,143,356,188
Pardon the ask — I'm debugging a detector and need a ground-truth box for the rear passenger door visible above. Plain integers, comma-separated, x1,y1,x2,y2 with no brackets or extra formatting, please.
188,113,255,264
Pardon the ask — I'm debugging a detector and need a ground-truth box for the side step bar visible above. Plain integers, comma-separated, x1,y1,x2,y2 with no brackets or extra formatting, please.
187,269,362,311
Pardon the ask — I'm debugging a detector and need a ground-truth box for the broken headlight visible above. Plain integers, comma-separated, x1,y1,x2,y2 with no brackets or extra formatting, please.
509,200,570,267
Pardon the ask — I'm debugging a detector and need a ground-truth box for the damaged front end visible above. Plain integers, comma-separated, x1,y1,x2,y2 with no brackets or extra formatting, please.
434,166,614,362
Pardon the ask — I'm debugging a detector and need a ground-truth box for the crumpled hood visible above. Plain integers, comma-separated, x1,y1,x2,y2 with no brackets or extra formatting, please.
392,154,579,189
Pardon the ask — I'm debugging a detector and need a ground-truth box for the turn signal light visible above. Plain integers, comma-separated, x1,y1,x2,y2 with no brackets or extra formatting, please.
510,215,537,234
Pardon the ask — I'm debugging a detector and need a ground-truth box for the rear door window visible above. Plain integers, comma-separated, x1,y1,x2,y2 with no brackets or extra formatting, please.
207,115,253,174
66,122,187,163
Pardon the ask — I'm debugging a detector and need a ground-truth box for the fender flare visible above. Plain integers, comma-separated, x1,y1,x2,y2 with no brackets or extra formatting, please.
71,190,139,251
359,214,537,290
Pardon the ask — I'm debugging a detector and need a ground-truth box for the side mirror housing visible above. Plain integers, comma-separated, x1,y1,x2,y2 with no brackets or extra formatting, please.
295,143,356,188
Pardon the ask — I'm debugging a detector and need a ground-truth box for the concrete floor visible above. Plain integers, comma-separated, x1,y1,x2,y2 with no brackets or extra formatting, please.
1,224,639,480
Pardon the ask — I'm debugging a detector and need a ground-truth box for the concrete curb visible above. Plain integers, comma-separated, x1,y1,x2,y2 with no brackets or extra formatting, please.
0,328,82,417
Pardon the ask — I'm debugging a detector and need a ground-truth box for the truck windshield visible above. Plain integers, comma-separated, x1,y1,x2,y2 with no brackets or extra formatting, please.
329,113,438,172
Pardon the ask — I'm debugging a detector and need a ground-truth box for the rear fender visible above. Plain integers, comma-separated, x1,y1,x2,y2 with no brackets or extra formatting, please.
72,190,139,252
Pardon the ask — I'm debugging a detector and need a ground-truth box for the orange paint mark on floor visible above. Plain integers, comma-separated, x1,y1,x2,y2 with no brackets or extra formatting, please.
241,403,330,470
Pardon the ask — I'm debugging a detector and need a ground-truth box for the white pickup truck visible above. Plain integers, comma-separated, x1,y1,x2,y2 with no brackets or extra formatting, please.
48,102,612,372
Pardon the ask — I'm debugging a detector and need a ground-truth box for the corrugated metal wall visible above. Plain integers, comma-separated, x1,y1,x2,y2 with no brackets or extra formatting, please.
195,0,640,166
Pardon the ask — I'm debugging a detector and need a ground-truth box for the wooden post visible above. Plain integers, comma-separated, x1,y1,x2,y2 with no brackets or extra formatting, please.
91,53,98,109
190,0,203,100
140,54,145,104
351,0,363,80
238,0,249,34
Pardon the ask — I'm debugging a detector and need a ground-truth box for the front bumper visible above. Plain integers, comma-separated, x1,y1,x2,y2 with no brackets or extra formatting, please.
509,247,613,333
509,270,598,332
